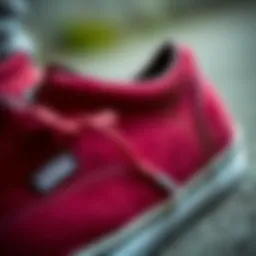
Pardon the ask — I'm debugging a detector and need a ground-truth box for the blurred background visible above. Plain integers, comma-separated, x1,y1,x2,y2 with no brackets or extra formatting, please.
24,0,256,255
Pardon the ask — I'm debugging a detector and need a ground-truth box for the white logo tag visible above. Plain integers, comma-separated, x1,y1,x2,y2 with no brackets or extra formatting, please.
32,154,77,194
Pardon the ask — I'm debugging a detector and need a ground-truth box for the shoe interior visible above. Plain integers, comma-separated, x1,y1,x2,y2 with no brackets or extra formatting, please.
136,43,176,81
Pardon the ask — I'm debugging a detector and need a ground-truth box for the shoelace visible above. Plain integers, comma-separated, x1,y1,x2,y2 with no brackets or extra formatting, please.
29,105,178,195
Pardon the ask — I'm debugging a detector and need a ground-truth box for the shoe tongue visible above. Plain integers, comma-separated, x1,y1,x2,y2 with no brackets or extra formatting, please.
0,53,40,99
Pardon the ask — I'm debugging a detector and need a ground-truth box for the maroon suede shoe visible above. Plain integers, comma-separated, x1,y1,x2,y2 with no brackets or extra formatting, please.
0,44,246,256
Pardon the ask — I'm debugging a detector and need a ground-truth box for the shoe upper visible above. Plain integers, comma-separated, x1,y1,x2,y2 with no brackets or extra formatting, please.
0,44,235,256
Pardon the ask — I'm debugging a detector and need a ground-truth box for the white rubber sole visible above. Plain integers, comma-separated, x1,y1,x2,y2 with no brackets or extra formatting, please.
74,136,247,256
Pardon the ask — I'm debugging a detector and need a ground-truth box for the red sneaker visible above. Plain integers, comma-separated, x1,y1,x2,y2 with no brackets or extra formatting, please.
0,44,247,256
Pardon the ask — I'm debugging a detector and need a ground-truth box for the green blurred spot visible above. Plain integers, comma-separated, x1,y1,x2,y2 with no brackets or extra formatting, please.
59,19,121,52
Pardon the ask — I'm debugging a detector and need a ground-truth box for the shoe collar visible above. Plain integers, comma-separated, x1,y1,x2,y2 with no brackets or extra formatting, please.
36,44,196,114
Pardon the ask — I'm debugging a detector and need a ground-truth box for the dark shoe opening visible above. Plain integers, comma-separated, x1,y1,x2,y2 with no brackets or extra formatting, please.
136,43,176,81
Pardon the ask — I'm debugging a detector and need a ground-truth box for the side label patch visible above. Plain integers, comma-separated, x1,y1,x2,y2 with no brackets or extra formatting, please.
32,154,77,194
